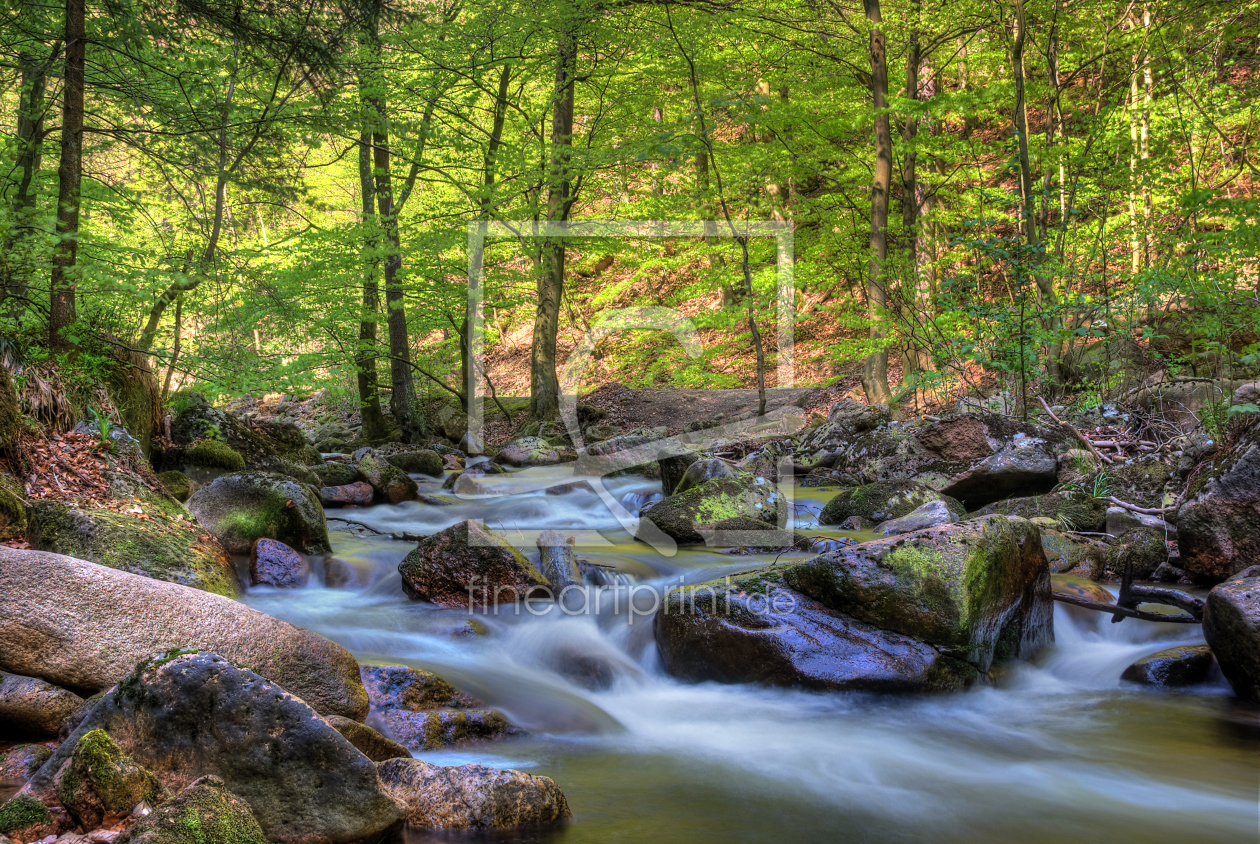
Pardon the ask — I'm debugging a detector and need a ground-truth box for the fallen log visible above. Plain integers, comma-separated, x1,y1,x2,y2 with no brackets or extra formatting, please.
1051,592,1199,623
1039,397,1115,464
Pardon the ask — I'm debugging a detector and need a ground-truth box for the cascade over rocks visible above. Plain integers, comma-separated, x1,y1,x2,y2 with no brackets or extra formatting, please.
378,757,570,830
655,568,977,692
398,520,550,608
1202,576,1260,702
636,473,784,545
0,547,369,719
21,652,402,844
187,472,330,555
781,516,1053,672
1176,418,1260,581
0,671,84,739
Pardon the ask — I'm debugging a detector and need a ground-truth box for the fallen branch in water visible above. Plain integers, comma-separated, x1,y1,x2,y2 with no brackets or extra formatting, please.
1101,496,1179,518
390,531,425,542
1038,397,1114,464
326,516,386,535
1113,559,1204,623
1051,593,1199,623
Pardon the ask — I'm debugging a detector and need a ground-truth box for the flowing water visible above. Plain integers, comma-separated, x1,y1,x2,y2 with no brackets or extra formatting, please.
242,467,1259,844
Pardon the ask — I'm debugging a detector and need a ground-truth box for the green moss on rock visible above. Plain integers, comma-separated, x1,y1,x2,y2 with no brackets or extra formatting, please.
0,471,27,542
58,729,165,825
0,794,51,834
157,471,192,503
820,480,964,526
0,365,19,452
116,776,266,844
185,439,246,472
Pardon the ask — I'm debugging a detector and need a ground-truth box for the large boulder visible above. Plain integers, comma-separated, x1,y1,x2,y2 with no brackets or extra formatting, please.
657,446,699,496
356,453,418,504
673,458,739,495
1120,645,1215,687
398,520,549,608
1104,527,1168,580
636,474,784,545
0,547,369,719
875,500,959,535
22,652,402,844
378,757,570,830
819,480,963,526
359,664,512,752
386,450,445,477
826,399,891,434
188,473,330,555
496,436,563,468
0,671,83,739
1202,576,1260,702
655,568,976,692
971,491,1106,532
1177,419,1260,581
781,516,1053,672
27,498,240,597
248,418,323,465
164,394,318,484
117,775,267,844
314,462,360,487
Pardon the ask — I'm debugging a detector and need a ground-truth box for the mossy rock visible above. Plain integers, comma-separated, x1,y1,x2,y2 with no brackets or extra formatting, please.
0,364,19,452
0,794,52,837
781,516,1053,671
820,480,964,526
385,450,444,477
636,473,784,545
187,473,330,556
1105,527,1168,580
165,396,318,484
0,471,27,542
1106,458,1175,509
27,498,241,597
185,439,246,472
1038,529,1107,574
314,462,360,488
116,775,267,844
249,418,323,465
157,470,192,503
57,729,166,828
971,491,1106,532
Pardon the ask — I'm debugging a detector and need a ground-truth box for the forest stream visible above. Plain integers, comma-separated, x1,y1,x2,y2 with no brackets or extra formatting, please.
237,466,1258,844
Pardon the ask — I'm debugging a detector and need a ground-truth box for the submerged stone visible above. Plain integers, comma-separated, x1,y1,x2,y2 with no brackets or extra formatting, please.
1121,645,1215,687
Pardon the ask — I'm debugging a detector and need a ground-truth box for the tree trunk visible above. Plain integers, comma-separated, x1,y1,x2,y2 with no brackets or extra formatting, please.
861,0,893,405
1141,4,1153,267
356,129,388,441
2,25,49,321
49,0,85,347
529,24,577,422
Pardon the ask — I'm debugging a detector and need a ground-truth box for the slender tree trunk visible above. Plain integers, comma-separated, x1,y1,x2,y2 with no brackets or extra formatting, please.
356,130,388,440
1129,67,1141,275
861,0,893,405
530,23,577,422
161,294,182,399
49,0,85,347
1141,4,1153,267
2,29,49,320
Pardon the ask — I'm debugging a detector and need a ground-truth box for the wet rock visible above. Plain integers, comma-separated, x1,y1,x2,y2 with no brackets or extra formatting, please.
385,450,444,477
323,716,410,763
674,458,739,495
53,729,166,829
1051,576,1115,622
248,538,309,588
782,516,1053,672
1202,576,1260,702
1176,419,1260,581
356,453,417,504
0,671,84,739
496,436,563,468
655,569,976,692
187,472,330,555
1151,561,1187,583
319,481,374,508
548,646,616,690
876,500,959,535
819,480,963,526
116,775,266,844
544,480,595,496
27,498,240,598
155,471,191,503
21,652,401,844
360,665,482,712
636,474,784,546
1227,565,1260,581
0,547,369,720
657,446,699,496
1105,528,1168,580
373,709,513,752
1121,645,1215,687
0,745,52,784
314,462,360,488
973,492,1106,532
378,757,570,830
536,531,580,591
398,521,550,608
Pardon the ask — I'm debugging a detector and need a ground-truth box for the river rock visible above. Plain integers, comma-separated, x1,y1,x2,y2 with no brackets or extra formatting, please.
576,427,669,478
319,481,374,507
496,436,563,467
22,652,402,844
386,450,445,477
248,538,310,588
781,516,1053,671
972,491,1106,532
0,547,369,720
398,520,549,608
1105,527,1168,580
1176,418,1260,581
374,709,513,752
819,480,964,526
116,775,266,844
636,474,784,545
315,462,360,487
324,716,410,763
655,568,976,692
1039,530,1107,574
674,458,739,495
1202,576,1260,701
0,671,84,739
377,758,570,830
54,728,166,829
165,394,319,484
187,472,330,555
657,446,699,495
536,530,581,591
826,399,891,433
356,453,417,504
360,665,481,711
1121,645,1215,687
876,500,959,535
